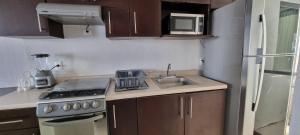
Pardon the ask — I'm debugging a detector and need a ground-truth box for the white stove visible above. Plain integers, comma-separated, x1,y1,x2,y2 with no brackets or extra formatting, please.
36,78,110,135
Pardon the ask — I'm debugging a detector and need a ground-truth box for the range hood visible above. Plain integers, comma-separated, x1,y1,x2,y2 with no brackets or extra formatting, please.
36,3,103,25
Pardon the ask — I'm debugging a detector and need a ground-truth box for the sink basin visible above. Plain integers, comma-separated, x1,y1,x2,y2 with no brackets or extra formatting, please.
152,76,196,89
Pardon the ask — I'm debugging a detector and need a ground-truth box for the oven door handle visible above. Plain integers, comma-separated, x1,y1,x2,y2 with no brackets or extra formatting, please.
42,114,104,127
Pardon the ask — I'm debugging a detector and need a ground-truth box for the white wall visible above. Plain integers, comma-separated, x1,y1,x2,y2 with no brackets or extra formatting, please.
202,0,245,135
0,25,202,87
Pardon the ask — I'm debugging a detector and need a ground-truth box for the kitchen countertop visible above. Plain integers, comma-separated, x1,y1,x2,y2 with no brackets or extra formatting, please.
0,88,49,110
0,71,227,110
0,87,17,97
106,75,228,101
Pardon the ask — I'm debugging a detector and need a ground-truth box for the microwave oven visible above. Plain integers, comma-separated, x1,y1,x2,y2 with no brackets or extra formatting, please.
165,13,205,35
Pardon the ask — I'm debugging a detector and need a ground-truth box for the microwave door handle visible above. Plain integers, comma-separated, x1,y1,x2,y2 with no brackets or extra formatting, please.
195,17,199,34
42,114,104,127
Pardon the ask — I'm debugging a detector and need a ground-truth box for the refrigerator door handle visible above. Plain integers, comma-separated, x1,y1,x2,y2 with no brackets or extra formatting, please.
252,14,267,112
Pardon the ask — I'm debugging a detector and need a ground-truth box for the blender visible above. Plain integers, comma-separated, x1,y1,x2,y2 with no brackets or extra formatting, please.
32,54,57,89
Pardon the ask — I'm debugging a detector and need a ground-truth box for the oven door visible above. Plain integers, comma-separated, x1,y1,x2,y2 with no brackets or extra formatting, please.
170,13,198,35
39,112,107,135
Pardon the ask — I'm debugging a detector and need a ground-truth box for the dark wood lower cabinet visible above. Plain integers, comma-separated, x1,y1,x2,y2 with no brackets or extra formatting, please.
107,90,226,135
185,90,226,135
0,108,39,132
0,128,40,135
0,108,40,135
138,94,185,135
107,99,138,135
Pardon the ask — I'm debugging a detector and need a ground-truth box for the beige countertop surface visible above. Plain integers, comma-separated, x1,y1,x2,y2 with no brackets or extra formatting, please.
0,70,227,110
0,88,50,110
106,75,228,101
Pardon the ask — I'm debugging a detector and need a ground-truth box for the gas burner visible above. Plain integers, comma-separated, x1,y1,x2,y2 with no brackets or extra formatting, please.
36,78,111,118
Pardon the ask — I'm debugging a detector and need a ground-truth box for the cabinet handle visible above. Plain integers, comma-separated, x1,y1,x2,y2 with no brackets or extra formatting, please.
37,14,47,32
113,105,117,128
108,11,112,34
37,14,43,32
180,97,184,119
133,11,137,34
190,97,193,119
0,120,23,125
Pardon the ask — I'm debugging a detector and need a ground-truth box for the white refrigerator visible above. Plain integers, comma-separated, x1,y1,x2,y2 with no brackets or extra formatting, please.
203,0,300,135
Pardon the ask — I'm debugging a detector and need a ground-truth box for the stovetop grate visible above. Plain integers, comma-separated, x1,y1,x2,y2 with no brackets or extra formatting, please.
40,89,106,100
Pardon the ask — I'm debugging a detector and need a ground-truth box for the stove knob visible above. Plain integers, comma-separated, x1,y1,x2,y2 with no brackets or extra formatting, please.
63,103,71,111
92,101,100,108
73,103,81,110
44,105,53,113
82,102,90,109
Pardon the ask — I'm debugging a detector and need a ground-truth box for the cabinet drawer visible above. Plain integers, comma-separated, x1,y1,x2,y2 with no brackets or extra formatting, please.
0,128,40,135
0,108,38,132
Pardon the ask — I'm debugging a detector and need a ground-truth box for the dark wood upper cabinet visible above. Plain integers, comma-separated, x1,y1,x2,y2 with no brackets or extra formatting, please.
0,0,63,38
211,0,233,9
162,0,186,3
101,0,161,37
138,94,185,135
46,0,101,5
131,0,161,36
185,90,226,135
107,99,138,135
161,0,234,9
99,0,130,8
186,0,210,4
103,7,131,37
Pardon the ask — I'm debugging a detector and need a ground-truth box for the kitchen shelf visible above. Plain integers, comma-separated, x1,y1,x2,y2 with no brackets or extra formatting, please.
161,34,217,39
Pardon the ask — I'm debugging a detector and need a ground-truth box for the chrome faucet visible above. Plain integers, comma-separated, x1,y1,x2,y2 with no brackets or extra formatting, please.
167,64,171,76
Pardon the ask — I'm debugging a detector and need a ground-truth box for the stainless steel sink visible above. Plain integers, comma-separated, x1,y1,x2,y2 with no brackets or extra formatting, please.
152,76,196,89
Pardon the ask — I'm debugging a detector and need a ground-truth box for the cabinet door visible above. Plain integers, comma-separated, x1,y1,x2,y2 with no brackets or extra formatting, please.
0,0,47,36
131,0,161,36
138,94,185,135
107,99,138,135
46,0,92,4
161,0,186,3
103,7,131,37
100,0,130,8
211,0,233,9
0,108,39,132
185,90,226,135
186,0,210,4
0,128,40,135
